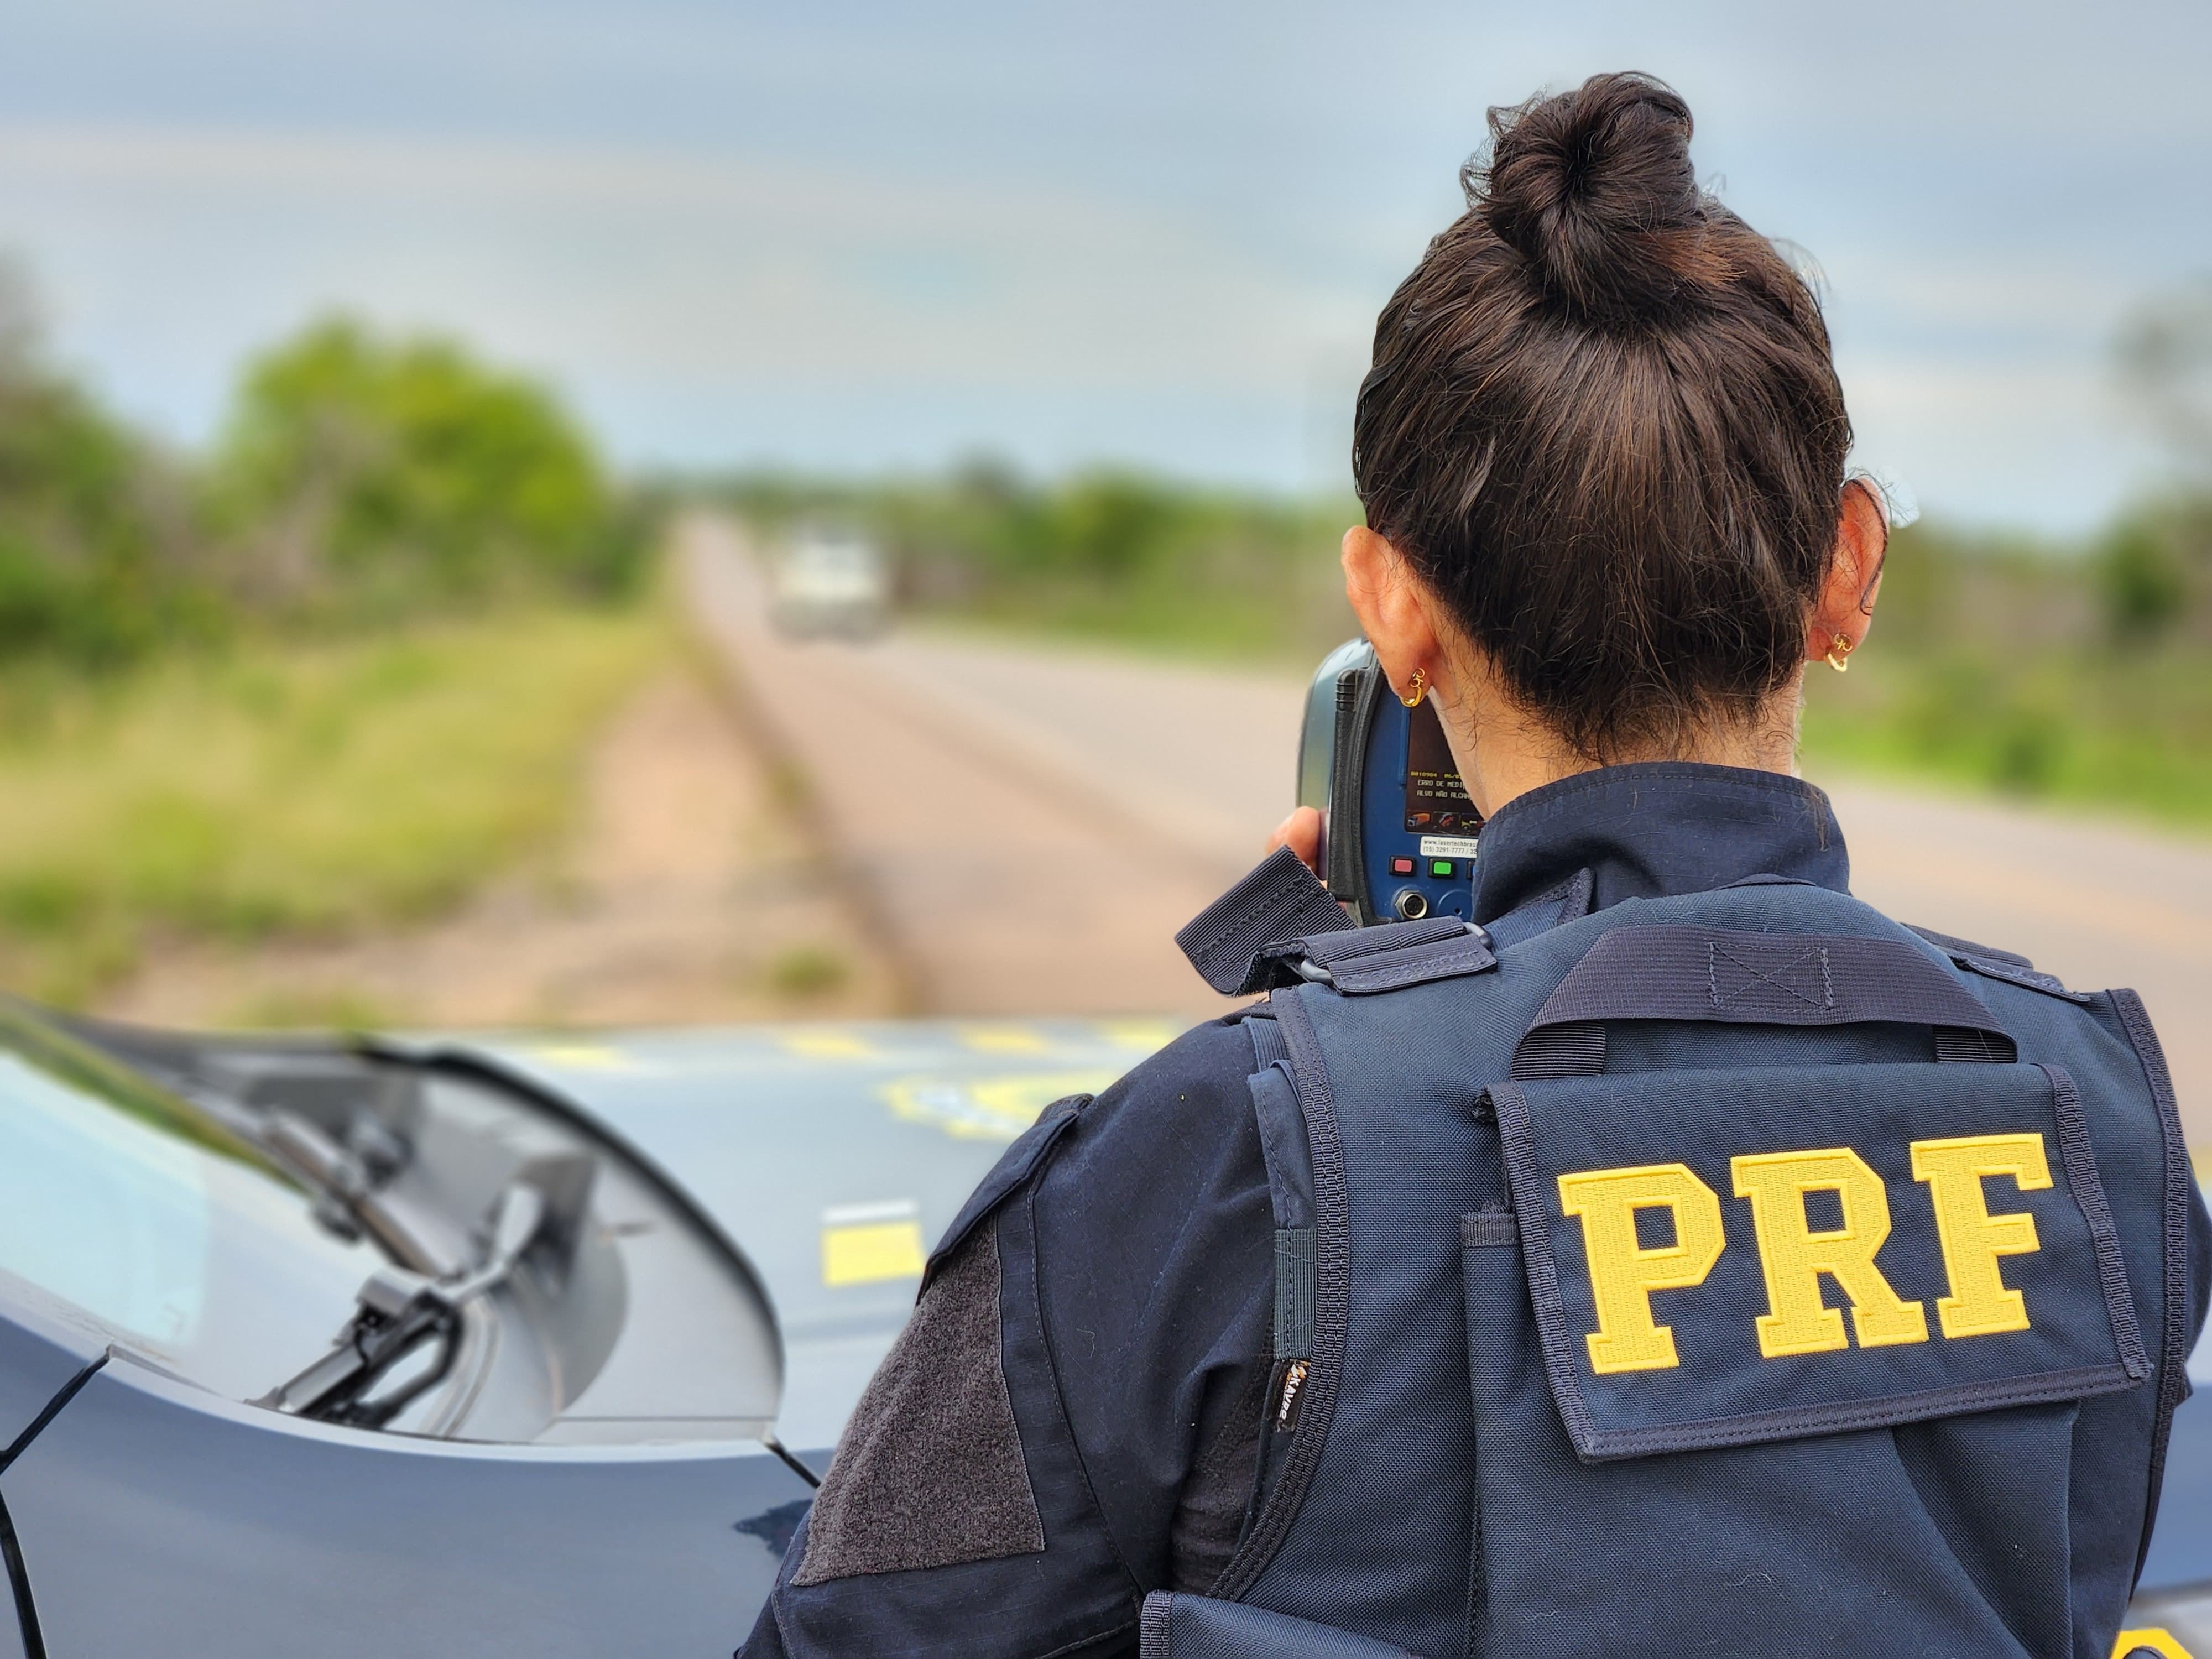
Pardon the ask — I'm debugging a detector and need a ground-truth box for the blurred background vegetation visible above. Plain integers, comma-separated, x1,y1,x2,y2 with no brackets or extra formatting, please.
0,258,662,1003
1801,503,2212,823
729,275,2212,833
727,467,2212,827
7,239,2212,1009
1799,273,2212,824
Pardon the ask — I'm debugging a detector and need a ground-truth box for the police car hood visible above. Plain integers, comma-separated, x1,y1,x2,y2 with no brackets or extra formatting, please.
425,1019,1175,1456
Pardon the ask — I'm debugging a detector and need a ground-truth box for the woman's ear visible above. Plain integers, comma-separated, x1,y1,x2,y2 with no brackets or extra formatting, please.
1807,481,1888,663
1342,526,1444,702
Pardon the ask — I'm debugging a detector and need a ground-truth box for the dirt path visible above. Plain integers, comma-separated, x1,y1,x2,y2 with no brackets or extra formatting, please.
97,661,901,1030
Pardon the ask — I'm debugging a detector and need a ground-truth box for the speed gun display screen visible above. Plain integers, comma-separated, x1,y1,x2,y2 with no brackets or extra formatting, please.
1294,637,1481,923
1378,692,1478,919
1403,700,1477,836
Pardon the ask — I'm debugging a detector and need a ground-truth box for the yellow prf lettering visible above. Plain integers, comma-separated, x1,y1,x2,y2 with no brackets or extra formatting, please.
1557,1164,1726,1374
1731,1148,1929,1358
1911,1134,2049,1339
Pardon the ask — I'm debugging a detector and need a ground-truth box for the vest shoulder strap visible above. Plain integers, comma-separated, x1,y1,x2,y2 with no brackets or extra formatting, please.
1177,848,1352,995
1908,922,2091,1004
1179,848,1496,996
1246,1015,1317,1365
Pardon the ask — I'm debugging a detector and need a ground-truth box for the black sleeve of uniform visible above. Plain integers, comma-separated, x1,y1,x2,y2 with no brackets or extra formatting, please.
738,1014,1275,1659
1030,1019,1276,1593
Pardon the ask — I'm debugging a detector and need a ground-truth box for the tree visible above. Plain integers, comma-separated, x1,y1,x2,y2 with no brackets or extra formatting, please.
2117,276,2212,481
2106,278,2212,638
2094,515,2190,639
217,317,644,614
0,257,192,665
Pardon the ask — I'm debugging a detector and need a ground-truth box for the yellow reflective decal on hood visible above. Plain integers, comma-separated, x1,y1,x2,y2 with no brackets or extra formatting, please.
821,1201,928,1287
883,1071,1118,1141
525,1043,640,1071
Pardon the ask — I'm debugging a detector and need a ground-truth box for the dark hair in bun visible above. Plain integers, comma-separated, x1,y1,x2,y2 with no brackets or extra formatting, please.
1353,71,1851,760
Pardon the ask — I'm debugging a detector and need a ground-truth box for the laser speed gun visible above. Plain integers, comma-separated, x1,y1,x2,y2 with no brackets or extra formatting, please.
1296,639,1481,926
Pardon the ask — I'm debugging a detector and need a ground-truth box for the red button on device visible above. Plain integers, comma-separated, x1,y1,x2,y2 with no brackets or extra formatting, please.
1389,857,1416,876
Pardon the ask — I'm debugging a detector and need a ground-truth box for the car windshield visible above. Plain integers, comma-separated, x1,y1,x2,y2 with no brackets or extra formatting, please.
0,1006,383,1401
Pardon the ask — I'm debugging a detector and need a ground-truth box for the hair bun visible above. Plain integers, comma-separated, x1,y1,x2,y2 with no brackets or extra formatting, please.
1476,72,1722,321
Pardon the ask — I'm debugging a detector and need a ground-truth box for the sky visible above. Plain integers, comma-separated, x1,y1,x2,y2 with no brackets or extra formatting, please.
1,0,2208,531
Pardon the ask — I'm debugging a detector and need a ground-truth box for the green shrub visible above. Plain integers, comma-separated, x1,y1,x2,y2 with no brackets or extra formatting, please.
0,291,210,666
769,944,850,998
2095,518,2192,639
216,317,653,615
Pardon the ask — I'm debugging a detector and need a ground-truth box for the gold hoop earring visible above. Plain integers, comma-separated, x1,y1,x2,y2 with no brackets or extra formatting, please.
1824,633,1855,673
1399,667,1427,708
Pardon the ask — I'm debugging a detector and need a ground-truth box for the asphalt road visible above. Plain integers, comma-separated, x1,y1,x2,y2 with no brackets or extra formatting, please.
686,516,2212,1138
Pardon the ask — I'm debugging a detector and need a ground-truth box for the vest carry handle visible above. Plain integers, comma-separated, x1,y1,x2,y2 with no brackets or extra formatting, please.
1512,924,2015,1078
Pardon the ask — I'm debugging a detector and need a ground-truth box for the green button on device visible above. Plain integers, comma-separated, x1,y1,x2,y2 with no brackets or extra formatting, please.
1430,859,1456,879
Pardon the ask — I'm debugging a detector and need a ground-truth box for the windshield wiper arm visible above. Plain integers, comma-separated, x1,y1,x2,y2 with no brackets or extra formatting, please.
259,1111,380,1241
255,1181,547,1429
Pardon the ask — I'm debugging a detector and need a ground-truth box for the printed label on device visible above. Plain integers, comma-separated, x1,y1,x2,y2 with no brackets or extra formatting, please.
1420,836,1481,860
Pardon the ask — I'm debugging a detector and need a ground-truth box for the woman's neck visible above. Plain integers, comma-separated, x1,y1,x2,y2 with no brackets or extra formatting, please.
1434,660,1806,820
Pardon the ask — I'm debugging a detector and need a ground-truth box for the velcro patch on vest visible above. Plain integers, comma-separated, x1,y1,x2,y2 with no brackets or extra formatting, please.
1489,1061,2147,1462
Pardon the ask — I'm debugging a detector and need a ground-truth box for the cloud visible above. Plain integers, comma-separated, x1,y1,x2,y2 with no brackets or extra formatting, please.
1841,353,2140,530
0,119,1370,398
2,0,2209,521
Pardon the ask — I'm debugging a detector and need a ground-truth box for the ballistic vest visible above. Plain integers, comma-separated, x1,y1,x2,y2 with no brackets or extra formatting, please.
1155,865,2194,1658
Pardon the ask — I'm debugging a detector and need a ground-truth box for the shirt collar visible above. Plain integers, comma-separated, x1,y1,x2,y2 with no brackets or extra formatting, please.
1468,761,1849,927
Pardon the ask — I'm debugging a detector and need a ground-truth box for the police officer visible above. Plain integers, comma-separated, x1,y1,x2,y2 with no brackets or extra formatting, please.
740,72,2210,1659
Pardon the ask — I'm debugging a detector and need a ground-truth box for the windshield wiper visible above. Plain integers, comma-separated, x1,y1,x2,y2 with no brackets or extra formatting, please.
255,1179,549,1430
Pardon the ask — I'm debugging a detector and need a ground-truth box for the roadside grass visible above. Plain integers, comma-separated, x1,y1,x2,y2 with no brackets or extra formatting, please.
1799,640,2212,831
766,942,850,998
0,603,666,1005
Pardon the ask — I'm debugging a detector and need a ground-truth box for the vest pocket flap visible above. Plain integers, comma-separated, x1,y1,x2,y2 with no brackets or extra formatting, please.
1488,1061,2148,1462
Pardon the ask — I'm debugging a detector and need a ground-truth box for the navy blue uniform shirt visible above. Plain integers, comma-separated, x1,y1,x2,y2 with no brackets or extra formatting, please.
737,763,2209,1658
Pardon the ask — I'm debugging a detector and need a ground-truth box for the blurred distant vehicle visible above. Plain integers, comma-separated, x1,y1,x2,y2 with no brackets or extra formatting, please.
769,531,889,639
0,999,1146,1657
